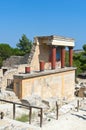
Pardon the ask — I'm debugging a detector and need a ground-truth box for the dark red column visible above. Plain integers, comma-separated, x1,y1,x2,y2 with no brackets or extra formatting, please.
61,47,65,68
51,47,56,69
25,66,30,73
69,47,73,67
40,61,45,71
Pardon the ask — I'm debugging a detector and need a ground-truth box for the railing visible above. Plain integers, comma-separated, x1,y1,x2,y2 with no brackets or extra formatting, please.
0,99,43,127
1,98,85,127
76,98,86,112
0,99,59,127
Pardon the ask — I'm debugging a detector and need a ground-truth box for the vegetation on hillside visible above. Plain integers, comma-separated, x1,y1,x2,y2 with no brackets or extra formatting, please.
65,44,86,76
73,44,86,76
0,34,32,68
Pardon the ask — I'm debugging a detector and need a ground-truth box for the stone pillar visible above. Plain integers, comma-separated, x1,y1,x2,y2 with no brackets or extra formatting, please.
51,47,56,69
25,67,30,73
69,47,73,67
40,61,45,71
61,47,65,68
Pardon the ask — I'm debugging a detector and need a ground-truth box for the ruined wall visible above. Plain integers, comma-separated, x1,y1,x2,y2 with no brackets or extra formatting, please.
30,43,61,71
0,69,18,90
30,44,40,71
3,56,24,67
30,43,51,71
2,42,61,72
14,69,75,101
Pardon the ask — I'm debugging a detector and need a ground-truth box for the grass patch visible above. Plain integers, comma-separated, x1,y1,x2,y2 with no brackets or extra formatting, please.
16,114,29,122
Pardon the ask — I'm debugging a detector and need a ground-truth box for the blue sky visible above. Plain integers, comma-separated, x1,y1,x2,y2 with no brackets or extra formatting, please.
0,0,86,49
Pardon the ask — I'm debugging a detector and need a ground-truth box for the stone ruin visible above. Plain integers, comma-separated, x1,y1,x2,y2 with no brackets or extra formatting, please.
0,35,77,112
0,35,81,129
0,35,76,101
0,35,85,104
75,81,86,97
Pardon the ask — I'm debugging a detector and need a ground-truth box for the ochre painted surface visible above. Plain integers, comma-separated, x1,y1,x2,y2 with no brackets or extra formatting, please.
14,70,75,101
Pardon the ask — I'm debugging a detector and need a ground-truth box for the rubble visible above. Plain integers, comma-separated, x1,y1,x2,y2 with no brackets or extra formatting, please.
24,94,42,106
0,84,86,130
0,90,20,102
75,81,86,97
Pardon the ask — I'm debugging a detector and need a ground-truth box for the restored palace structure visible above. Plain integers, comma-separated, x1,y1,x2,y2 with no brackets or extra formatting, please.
13,35,76,101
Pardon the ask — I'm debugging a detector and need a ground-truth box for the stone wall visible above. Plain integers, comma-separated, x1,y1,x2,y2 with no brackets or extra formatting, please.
30,43,50,71
0,68,18,90
14,68,75,101
30,43,61,71
0,43,37,90
2,43,37,69
2,42,61,72
3,56,24,67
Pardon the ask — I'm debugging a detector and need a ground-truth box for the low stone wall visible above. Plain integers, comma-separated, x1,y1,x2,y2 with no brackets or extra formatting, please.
14,67,76,101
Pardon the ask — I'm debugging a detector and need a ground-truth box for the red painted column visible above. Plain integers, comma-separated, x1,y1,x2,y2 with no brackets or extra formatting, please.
51,47,56,69
25,67,30,73
69,47,73,67
40,61,45,71
61,47,65,68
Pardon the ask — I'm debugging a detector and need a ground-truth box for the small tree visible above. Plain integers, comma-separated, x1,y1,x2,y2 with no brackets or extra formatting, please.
73,52,82,76
12,48,25,56
83,44,86,52
73,44,86,74
79,44,86,72
0,44,13,60
16,34,32,54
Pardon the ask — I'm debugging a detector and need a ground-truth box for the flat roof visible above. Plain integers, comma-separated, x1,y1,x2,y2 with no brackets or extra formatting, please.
14,67,76,79
34,35,75,47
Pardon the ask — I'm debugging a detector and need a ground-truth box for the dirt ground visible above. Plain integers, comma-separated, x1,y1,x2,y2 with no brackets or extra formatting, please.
41,108,86,130
0,98,86,130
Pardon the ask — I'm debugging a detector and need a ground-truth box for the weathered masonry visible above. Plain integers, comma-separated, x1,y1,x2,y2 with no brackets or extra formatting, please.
14,35,76,101
28,35,75,71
